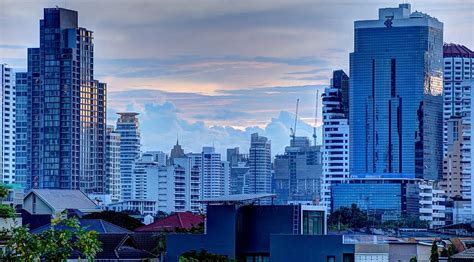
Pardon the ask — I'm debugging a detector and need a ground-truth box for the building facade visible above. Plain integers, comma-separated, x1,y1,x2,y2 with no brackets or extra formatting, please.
274,137,322,204
105,126,121,202
321,70,350,210
191,147,228,199
349,4,443,180
1,64,16,185
247,133,272,195
227,147,249,195
115,112,141,201
15,72,29,188
18,8,107,192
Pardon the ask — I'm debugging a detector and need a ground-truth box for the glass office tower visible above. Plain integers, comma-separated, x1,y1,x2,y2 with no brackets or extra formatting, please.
349,4,443,180
17,8,106,192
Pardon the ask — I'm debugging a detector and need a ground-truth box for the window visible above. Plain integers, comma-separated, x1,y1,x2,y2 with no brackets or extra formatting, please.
327,256,336,262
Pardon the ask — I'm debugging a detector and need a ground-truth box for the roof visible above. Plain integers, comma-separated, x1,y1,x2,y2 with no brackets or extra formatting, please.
444,43,474,58
31,219,132,234
200,193,277,203
135,212,204,232
26,189,98,212
452,247,474,259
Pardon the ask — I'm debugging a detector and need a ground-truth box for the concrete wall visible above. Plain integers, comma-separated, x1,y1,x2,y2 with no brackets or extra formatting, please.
23,194,53,215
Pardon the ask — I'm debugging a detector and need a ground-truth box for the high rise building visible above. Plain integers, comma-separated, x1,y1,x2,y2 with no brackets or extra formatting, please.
15,72,29,188
105,126,121,202
349,4,443,180
247,133,272,195
131,152,201,213
320,70,350,209
227,147,249,195
274,137,322,203
19,8,107,192
1,64,16,185
170,139,185,164
116,112,141,200
190,147,228,199
441,45,473,206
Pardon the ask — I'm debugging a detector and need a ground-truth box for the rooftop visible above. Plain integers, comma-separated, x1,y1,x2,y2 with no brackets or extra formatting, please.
135,212,204,232
452,247,474,259
27,189,97,212
200,193,277,203
444,43,474,58
31,219,131,234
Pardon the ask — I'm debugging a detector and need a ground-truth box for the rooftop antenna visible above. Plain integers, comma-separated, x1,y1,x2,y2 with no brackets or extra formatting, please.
290,98,300,143
313,90,319,146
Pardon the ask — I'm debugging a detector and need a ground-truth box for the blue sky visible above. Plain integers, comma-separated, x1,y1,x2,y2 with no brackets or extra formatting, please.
1,0,473,155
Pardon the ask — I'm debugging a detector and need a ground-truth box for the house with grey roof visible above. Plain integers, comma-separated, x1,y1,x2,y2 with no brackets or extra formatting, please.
23,189,99,216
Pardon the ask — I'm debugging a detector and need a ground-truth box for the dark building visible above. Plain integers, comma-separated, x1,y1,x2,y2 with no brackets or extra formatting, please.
170,139,185,165
273,137,322,203
332,70,350,118
165,195,335,261
17,8,106,193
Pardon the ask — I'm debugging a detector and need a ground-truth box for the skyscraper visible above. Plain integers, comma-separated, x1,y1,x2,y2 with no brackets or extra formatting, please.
349,4,443,180
190,147,228,199
1,64,15,185
15,72,29,188
105,126,121,202
441,44,473,202
248,133,272,195
170,139,185,164
116,112,141,200
320,70,350,209
227,147,249,195
19,8,107,192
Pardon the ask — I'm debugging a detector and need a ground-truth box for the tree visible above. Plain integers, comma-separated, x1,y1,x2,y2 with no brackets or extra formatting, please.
0,184,16,219
3,216,102,261
82,210,144,230
430,241,439,262
409,257,417,262
328,204,368,230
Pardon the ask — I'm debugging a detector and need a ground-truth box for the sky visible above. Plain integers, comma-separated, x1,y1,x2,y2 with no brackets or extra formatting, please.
1,0,473,156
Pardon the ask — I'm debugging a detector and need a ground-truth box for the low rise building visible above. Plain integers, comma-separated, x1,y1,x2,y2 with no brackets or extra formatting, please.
23,189,99,216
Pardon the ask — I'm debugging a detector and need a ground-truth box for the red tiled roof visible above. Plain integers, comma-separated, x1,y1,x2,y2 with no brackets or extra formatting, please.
134,212,204,232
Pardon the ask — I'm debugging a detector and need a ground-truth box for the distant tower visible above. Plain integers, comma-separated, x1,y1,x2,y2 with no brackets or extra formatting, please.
115,112,141,201
247,133,272,196
170,139,185,164
105,126,121,202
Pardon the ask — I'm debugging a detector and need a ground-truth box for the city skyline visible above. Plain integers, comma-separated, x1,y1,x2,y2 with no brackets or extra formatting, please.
1,0,473,155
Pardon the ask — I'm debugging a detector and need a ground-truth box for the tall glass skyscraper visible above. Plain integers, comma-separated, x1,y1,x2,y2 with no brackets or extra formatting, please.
349,4,444,180
16,8,106,193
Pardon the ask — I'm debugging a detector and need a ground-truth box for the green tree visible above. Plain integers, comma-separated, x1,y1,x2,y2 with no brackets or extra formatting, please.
4,216,102,261
82,210,144,230
328,204,368,230
430,241,439,262
179,249,234,262
0,184,16,219
409,257,417,262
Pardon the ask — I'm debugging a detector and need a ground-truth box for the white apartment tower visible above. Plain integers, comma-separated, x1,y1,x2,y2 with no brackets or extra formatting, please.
1,64,15,185
105,126,121,202
321,70,350,210
442,44,474,222
116,113,141,201
247,133,272,195
190,147,228,199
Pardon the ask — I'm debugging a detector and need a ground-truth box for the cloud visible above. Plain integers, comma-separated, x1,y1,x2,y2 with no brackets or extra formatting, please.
110,101,320,157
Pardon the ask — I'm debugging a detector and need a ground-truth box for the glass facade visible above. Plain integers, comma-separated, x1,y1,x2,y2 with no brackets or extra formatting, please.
349,4,444,180
17,8,106,192
302,210,325,235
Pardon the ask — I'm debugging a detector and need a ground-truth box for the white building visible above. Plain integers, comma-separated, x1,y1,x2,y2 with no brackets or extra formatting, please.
1,64,15,185
321,70,350,210
107,200,157,217
105,126,121,202
131,152,202,214
115,112,141,201
247,133,272,196
193,147,228,199
442,44,474,222
419,181,446,228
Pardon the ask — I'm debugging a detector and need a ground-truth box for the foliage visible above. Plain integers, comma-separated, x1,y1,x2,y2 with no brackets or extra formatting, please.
0,184,10,199
154,210,169,221
0,205,16,219
179,249,234,262
440,244,455,261
381,216,430,229
174,222,205,234
430,241,439,262
82,210,144,230
328,204,368,230
409,257,417,262
3,216,101,261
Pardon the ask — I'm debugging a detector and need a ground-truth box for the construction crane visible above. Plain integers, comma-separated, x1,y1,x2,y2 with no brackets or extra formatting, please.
313,90,319,146
290,98,300,142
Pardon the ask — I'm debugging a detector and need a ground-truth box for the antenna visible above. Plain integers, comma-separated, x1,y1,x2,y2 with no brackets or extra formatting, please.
290,98,300,142
313,90,319,146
